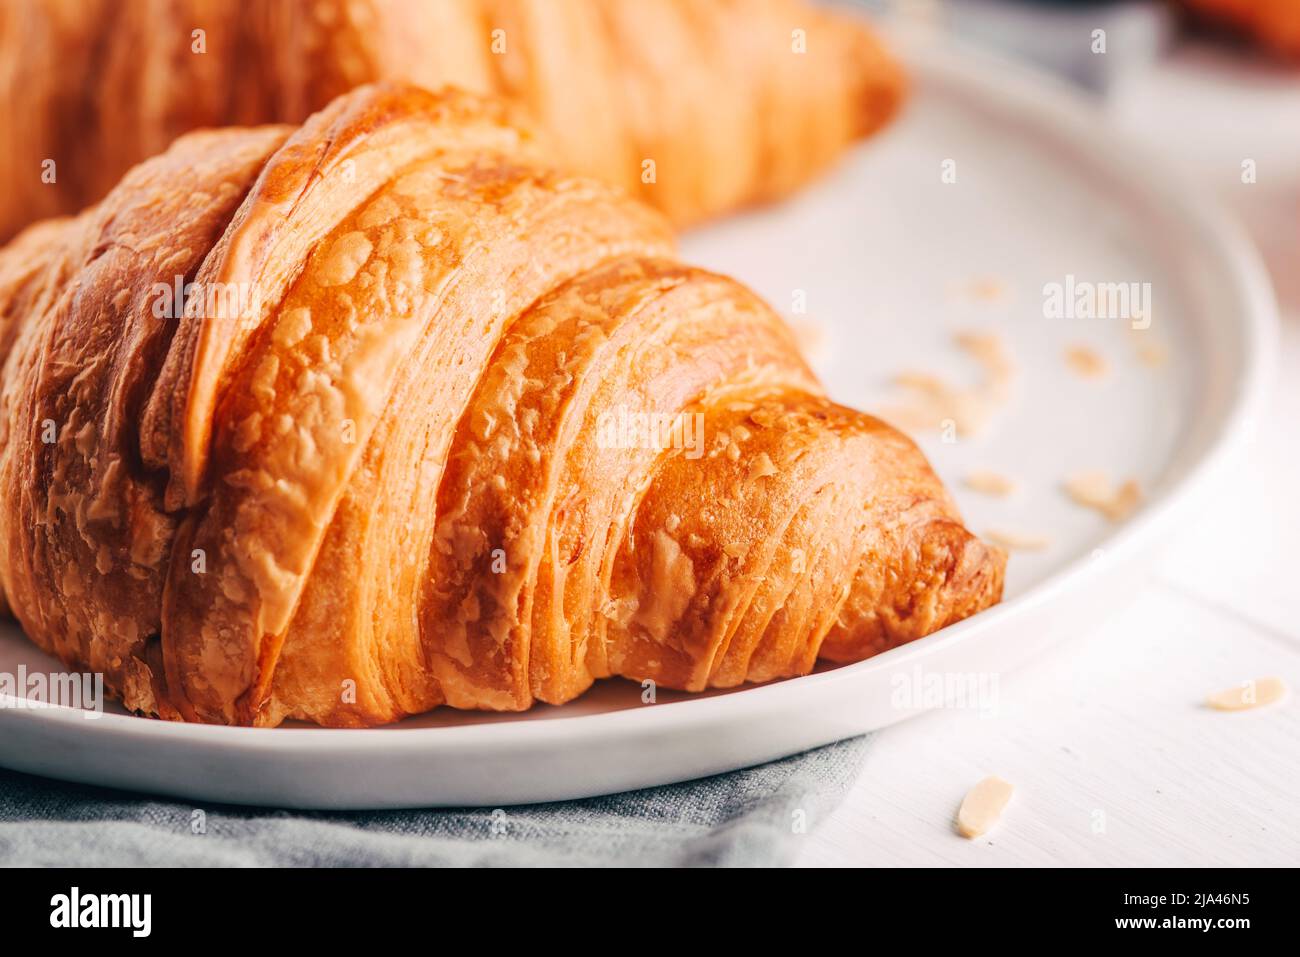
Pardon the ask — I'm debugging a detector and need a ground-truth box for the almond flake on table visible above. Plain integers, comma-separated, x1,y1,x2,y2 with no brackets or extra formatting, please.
1063,471,1142,522
964,470,1017,497
956,776,1014,839
1064,343,1108,378
1206,677,1288,711
984,528,1050,551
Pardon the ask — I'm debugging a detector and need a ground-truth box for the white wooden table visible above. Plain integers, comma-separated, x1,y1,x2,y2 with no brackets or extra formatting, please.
799,45,1300,867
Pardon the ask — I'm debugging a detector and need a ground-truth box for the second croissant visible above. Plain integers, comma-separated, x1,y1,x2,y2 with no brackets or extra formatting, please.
0,0,905,240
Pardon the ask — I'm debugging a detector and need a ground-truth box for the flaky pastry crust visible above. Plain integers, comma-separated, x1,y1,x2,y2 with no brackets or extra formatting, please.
0,84,1002,727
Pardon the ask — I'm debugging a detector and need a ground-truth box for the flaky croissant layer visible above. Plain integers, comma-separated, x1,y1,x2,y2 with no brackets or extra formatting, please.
0,84,1003,727
0,0,905,240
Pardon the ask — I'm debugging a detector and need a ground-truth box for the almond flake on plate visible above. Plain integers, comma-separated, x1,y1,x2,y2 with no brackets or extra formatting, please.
882,331,1015,438
1206,677,1287,711
1136,340,1168,368
884,373,992,436
985,529,1050,551
1063,471,1142,522
964,470,1017,497
956,776,1014,839
956,330,1015,394
950,276,1011,303
1064,343,1107,378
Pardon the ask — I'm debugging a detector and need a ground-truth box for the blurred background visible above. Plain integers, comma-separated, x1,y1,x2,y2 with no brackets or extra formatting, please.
858,0,1300,305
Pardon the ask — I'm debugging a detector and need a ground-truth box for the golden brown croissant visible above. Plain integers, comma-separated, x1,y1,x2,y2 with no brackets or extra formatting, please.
0,0,904,241
0,83,1002,727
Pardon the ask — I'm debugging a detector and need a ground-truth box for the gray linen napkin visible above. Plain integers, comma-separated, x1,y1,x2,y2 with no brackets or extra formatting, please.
0,735,869,867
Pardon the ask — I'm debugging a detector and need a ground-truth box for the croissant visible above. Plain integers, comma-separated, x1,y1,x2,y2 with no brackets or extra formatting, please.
0,83,1003,727
0,0,904,241
1183,0,1300,58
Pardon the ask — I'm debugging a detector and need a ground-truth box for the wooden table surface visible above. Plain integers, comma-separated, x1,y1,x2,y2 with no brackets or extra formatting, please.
799,44,1300,867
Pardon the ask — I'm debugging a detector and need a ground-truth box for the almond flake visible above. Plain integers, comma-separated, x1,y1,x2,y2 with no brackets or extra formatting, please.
1206,677,1287,711
1064,344,1107,378
1136,341,1168,368
955,277,1009,303
956,330,1015,389
964,470,1016,497
882,331,1014,439
956,776,1014,839
747,451,777,480
895,371,951,395
1063,472,1142,522
984,529,1050,551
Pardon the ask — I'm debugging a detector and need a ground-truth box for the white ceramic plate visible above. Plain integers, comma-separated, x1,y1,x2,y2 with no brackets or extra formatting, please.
0,37,1276,809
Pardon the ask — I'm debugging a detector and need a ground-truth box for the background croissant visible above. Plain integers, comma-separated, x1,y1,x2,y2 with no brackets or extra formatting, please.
1182,0,1300,59
0,0,904,241
0,83,1003,727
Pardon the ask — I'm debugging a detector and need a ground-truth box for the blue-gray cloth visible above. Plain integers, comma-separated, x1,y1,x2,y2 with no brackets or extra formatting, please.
0,736,869,867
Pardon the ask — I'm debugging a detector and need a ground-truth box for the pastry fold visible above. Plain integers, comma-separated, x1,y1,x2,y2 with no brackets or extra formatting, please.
0,0,905,240
0,84,1003,727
